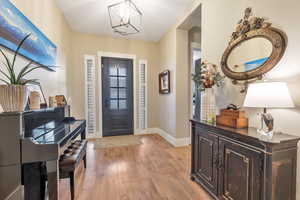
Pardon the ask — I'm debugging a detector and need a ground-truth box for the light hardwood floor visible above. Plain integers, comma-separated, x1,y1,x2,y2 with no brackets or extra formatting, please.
59,134,213,200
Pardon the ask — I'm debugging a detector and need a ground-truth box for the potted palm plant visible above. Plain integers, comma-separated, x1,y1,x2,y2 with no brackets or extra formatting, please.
0,34,52,112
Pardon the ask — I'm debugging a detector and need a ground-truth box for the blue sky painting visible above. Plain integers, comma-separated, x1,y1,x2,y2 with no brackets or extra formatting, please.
0,0,57,67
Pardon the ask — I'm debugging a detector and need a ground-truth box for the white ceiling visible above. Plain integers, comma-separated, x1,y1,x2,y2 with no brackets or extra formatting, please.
56,0,194,42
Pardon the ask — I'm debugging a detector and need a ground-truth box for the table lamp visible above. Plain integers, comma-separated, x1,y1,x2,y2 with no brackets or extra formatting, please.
243,82,294,137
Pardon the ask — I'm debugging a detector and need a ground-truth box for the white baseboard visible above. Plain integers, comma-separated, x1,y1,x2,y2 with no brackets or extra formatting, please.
86,129,190,147
86,132,102,139
176,137,191,147
134,128,153,135
146,128,190,147
145,128,161,134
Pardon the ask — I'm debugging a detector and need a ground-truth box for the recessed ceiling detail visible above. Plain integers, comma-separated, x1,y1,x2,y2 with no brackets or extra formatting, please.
57,0,193,41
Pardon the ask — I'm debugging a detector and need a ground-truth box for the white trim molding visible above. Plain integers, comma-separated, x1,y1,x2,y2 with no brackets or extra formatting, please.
88,127,190,147
97,51,137,138
134,129,151,135
86,132,101,139
138,128,190,147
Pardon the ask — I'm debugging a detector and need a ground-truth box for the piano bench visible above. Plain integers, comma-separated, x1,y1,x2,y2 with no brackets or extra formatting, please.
59,140,88,200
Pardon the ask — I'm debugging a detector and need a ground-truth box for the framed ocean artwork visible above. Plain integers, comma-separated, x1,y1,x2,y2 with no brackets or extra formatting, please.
0,0,57,67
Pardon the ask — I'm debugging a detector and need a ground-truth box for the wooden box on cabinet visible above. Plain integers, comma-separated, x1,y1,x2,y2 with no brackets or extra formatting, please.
216,116,248,128
216,109,248,128
190,120,300,200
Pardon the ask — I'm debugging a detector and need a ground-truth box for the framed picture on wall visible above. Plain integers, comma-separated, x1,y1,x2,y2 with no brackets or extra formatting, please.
159,70,170,94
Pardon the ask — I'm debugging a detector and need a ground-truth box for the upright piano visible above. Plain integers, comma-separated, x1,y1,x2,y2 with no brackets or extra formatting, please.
0,106,86,200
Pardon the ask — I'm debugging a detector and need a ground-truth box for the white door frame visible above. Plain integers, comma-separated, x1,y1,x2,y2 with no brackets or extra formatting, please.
189,42,201,144
190,42,201,119
97,51,137,138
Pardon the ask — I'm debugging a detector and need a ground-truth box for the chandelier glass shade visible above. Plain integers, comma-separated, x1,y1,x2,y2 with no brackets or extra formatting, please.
108,0,142,35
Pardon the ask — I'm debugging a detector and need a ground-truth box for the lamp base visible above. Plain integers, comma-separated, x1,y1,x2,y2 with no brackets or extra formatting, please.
257,128,274,138
257,108,274,138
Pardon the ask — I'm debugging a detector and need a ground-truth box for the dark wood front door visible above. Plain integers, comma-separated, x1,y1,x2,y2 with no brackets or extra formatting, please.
193,128,219,196
102,57,134,137
218,138,263,200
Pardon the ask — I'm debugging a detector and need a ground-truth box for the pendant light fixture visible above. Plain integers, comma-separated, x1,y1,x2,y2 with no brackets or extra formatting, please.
108,0,142,35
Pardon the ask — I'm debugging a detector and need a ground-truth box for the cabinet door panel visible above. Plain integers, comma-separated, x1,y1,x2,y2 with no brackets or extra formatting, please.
193,128,218,195
219,138,263,200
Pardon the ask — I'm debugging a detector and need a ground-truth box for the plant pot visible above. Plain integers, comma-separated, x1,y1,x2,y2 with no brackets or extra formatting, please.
0,85,29,112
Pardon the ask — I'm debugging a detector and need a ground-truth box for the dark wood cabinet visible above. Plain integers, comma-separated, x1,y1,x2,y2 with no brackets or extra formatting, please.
191,120,300,200
218,138,263,200
193,128,219,196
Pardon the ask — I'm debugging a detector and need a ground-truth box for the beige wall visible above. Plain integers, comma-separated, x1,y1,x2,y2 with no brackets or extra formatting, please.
4,2,300,196
189,27,201,44
158,0,300,195
176,29,190,138
0,0,160,133
2,0,73,98
2,0,300,196
157,26,190,139
182,0,300,198
190,0,300,135
157,29,177,137
69,32,160,132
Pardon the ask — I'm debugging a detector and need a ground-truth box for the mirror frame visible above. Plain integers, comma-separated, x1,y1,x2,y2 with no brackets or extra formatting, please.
221,9,287,81
226,37,273,73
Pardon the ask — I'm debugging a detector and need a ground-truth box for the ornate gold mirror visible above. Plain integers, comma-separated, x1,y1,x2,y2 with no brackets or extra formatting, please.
221,8,286,82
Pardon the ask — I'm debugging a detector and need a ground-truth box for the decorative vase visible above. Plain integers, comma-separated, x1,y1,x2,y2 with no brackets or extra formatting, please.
29,91,40,110
0,85,29,112
201,88,216,123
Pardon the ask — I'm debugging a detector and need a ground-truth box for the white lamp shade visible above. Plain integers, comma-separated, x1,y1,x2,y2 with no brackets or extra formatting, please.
243,82,294,108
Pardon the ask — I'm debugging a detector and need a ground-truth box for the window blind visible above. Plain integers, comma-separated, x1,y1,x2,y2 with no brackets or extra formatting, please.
84,55,96,135
139,60,147,129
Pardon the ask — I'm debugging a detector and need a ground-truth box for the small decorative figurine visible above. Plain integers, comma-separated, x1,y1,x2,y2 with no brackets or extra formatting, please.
260,112,274,133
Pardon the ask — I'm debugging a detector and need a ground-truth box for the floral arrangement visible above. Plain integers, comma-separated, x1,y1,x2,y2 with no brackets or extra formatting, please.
192,61,225,91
